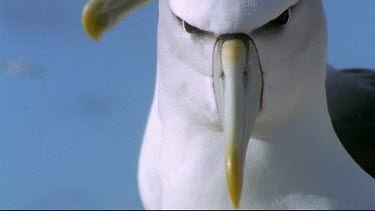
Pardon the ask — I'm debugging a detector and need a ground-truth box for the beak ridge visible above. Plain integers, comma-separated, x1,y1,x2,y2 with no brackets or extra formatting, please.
213,35,263,208
82,0,153,41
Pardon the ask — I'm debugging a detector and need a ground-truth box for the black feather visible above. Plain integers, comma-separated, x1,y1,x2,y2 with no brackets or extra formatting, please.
326,68,375,179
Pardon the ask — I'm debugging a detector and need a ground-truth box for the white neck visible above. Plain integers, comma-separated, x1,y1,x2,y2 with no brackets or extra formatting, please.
154,71,375,209
242,83,375,209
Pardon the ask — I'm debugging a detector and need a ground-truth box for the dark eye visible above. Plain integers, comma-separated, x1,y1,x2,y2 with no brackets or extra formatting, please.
272,8,291,26
183,20,199,33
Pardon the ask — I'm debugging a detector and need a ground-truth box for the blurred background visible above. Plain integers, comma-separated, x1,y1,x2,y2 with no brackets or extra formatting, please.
0,0,374,209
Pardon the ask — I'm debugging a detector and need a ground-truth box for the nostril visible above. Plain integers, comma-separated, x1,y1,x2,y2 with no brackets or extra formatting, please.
220,72,225,79
243,71,249,80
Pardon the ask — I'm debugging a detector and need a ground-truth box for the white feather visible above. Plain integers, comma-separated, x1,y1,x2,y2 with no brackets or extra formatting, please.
137,0,375,209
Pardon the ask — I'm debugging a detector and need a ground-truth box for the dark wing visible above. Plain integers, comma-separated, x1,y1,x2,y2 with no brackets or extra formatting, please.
326,67,375,179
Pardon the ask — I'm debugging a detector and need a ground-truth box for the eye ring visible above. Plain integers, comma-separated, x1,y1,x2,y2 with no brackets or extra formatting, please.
272,8,291,26
183,20,198,34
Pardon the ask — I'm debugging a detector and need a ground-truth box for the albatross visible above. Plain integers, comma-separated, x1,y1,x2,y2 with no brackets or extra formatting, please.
81,0,375,209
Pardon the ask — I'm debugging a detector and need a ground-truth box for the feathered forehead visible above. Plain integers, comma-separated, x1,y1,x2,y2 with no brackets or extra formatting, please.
168,0,298,34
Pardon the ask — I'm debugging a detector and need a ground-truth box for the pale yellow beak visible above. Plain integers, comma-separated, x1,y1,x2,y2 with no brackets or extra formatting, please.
82,1,263,208
82,0,152,41
213,36,263,208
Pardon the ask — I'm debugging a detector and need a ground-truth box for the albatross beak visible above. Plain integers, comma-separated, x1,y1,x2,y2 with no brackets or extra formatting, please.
213,35,263,208
82,1,264,207
82,0,152,41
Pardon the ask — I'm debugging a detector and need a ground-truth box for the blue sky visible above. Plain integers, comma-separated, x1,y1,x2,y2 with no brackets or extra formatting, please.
0,0,374,209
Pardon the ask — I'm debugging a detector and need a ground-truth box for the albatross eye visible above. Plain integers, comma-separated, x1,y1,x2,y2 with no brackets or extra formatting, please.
183,20,199,34
272,8,291,26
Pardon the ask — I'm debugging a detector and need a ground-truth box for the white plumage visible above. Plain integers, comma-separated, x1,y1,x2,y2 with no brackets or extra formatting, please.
82,0,375,209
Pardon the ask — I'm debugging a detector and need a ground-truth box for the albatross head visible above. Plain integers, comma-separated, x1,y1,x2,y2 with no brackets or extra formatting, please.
82,0,327,208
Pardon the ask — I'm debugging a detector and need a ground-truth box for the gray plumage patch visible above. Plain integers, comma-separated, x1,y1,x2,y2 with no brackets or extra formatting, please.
326,68,375,179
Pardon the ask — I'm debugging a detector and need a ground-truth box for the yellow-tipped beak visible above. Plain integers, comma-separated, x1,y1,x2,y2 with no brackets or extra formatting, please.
82,0,152,41
213,36,263,208
82,0,106,41
222,40,248,208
